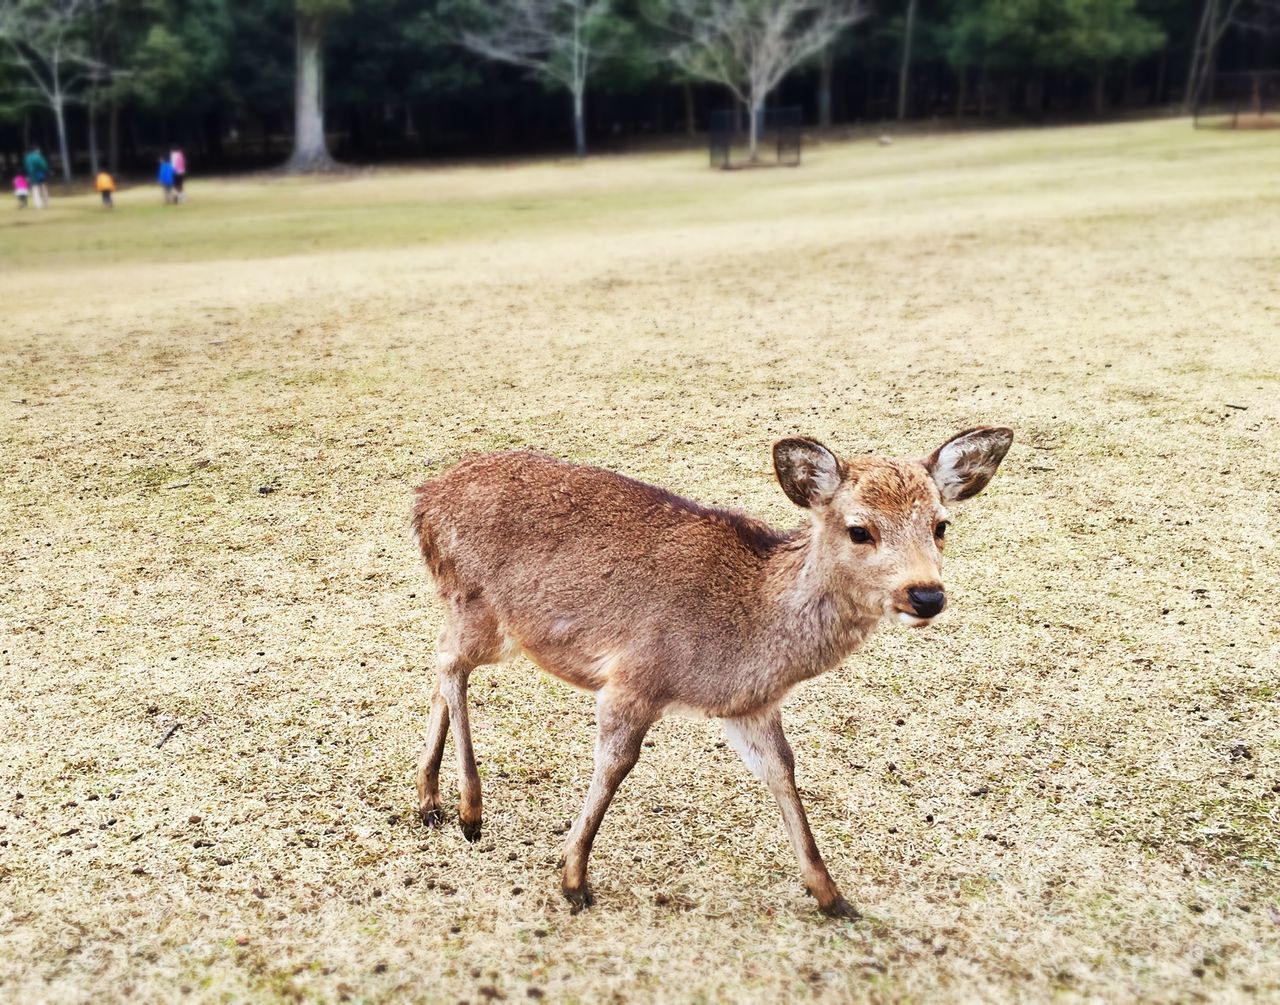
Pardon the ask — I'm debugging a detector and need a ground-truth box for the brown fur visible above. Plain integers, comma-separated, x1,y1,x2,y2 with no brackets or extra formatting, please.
409,427,1012,916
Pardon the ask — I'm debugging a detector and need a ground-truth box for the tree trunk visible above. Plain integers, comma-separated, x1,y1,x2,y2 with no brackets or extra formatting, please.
956,69,968,117
1184,0,1215,111
747,99,761,161
206,109,224,162
284,12,337,172
897,0,918,121
427,101,440,146
491,95,507,150
88,93,100,176
108,96,120,174
683,82,696,135
1027,71,1045,117
128,115,143,167
347,106,363,157
1093,70,1106,116
53,96,72,184
818,47,834,128
573,88,586,157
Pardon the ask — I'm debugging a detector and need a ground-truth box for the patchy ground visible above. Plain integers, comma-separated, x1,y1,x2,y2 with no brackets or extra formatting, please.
1,120,1277,1003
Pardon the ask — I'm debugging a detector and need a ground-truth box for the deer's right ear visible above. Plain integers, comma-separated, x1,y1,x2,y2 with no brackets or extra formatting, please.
773,438,845,509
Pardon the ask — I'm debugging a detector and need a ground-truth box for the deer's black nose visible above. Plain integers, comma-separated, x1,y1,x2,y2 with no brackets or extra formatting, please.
907,587,946,619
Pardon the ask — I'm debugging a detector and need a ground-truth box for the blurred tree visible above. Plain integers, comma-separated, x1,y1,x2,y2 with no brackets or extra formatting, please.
0,59,22,122
880,0,961,118
220,1,291,151
897,0,918,118
1182,0,1280,109
286,0,350,170
651,0,868,159
947,0,1161,114
329,0,467,152
106,2,231,125
0,0,1272,169
454,0,627,157
1057,0,1163,112
804,16,862,128
0,0,105,182
93,0,236,168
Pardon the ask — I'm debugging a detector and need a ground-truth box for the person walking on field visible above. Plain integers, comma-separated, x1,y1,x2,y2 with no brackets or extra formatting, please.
170,149,186,202
95,170,116,209
158,156,176,204
23,147,50,209
13,173,29,209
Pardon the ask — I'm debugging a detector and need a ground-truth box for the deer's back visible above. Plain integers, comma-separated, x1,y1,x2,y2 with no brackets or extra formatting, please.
412,453,794,693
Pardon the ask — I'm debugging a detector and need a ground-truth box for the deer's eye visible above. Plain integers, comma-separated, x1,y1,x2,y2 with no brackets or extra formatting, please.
848,526,873,545
935,521,950,540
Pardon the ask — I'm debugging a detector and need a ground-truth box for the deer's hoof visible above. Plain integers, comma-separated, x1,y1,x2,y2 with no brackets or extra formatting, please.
419,806,444,829
562,883,594,914
459,818,482,843
819,896,861,921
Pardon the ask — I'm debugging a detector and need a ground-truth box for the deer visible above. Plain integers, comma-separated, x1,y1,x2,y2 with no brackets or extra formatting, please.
409,426,1013,918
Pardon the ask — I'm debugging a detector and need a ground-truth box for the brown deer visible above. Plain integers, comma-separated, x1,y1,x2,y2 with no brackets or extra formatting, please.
410,426,1013,918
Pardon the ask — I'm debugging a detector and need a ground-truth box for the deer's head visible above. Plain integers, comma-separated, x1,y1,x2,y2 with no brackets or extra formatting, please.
773,427,1013,626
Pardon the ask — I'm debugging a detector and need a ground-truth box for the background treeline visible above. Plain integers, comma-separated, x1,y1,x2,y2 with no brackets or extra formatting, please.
0,0,1275,178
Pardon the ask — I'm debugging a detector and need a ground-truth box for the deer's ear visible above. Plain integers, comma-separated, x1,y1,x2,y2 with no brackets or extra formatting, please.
925,426,1014,503
773,437,845,509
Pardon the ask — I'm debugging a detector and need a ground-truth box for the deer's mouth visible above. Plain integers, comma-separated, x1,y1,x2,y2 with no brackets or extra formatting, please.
893,610,936,628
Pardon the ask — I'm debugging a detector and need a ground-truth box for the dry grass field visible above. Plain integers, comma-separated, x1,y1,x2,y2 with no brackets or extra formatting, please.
1,119,1278,1003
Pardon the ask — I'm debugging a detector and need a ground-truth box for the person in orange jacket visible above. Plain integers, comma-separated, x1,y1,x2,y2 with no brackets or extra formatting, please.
95,170,116,209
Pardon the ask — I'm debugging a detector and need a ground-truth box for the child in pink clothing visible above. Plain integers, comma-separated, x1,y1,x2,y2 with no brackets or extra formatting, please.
170,149,187,202
14,174,28,209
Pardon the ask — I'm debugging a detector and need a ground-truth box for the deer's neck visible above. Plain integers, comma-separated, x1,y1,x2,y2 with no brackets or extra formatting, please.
757,525,882,692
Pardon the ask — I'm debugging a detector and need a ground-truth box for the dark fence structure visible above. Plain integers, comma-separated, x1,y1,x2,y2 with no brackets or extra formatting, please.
1193,72,1280,129
709,107,803,170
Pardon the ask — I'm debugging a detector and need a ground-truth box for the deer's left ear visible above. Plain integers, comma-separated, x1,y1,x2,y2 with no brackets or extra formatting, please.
925,426,1014,503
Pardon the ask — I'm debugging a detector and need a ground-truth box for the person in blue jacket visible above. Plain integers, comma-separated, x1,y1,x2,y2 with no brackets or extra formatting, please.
23,147,50,208
158,156,176,204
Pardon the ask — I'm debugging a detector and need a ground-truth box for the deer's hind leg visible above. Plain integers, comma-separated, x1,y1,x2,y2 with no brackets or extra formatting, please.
417,598,505,841
416,674,450,828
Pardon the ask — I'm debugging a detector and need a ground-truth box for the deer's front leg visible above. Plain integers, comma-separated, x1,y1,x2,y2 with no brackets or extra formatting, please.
561,688,654,912
722,707,859,919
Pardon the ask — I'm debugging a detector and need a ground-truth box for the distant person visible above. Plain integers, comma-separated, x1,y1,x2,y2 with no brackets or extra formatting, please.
95,170,116,209
158,156,176,204
23,147,50,209
14,173,29,209
170,149,186,202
